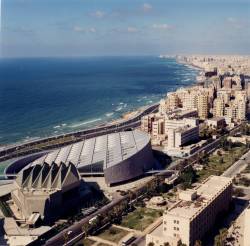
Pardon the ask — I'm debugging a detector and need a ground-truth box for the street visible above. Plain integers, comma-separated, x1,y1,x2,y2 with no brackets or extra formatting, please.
222,150,250,178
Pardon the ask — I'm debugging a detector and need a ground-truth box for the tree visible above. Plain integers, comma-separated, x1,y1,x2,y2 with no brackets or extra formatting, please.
179,166,197,189
82,223,90,237
214,228,228,246
63,232,69,244
148,243,155,246
177,240,187,246
194,240,202,246
164,243,170,246
233,187,245,197
217,150,222,156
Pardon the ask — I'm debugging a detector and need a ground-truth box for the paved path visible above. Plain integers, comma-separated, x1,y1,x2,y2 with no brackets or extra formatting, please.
88,236,117,246
112,224,142,235
222,150,250,178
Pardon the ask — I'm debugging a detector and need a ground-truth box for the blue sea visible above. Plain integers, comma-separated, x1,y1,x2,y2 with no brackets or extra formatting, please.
0,56,198,145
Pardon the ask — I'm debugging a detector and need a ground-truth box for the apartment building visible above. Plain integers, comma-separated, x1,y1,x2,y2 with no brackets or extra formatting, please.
213,98,224,117
167,126,199,148
166,92,180,109
197,93,209,119
225,100,246,121
141,114,155,133
165,118,198,133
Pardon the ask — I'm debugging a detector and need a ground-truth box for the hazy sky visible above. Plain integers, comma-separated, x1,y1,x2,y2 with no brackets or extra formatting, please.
1,0,250,57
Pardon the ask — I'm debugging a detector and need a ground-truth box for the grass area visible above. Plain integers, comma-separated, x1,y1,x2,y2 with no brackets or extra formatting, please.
75,238,96,246
0,195,14,217
97,226,128,244
242,163,250,173
0,160,12,174
197,146,247,182
120,207,162,231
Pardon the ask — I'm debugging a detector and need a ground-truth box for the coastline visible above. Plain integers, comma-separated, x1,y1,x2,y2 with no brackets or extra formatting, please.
1,57,200,149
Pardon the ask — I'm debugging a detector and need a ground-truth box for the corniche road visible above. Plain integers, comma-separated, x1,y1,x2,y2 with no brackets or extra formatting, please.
0,103,159,162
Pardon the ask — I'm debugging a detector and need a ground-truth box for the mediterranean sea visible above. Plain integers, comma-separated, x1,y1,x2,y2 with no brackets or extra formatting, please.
0,56,199,145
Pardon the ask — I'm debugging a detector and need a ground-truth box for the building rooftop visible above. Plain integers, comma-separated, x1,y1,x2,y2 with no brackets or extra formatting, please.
16,163,80,191
167,176,232,220
29,130,150,171
4,218,51,236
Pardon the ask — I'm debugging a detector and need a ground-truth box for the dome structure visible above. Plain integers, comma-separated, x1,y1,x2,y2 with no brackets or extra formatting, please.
9,130,155,186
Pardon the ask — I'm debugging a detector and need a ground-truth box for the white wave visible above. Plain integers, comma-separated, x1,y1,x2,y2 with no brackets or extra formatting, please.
53,125,61,129
183,78,191,82
61,123,67,127
119,102,124,105
23,136,41,142
105,112,114,117
115,106,123,112
69,118,102,128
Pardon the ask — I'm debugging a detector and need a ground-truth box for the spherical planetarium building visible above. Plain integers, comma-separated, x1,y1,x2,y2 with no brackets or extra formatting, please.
9,130,155,186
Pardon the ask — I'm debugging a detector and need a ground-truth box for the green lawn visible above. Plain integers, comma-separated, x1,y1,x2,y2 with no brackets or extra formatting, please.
197,146,247,181
83,238,96,246
0,160,12,175
97,226,128,244
120,207,162,231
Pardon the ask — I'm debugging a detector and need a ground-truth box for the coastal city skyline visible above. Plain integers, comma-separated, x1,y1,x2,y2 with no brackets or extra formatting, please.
0,1,250,246
1,0,250,57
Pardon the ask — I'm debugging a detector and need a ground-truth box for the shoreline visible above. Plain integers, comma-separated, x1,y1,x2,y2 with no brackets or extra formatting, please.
1,57,200,150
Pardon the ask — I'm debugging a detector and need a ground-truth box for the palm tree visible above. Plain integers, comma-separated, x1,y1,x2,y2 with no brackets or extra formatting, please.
148,243,154,246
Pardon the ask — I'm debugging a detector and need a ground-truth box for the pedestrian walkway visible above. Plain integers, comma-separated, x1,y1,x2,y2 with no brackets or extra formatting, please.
88,236,117,246
112,224,142,235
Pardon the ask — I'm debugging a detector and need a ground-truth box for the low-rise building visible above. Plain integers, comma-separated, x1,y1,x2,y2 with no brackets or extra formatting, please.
146,176,232,246
206,117,226,129
11,163,81,224
244,204,250,246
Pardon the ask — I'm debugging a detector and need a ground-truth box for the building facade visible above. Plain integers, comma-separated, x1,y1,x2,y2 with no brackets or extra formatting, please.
146,176,232,246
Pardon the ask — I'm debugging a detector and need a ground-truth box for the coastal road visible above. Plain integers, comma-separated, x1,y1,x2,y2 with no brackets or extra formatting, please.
0,103,159,163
